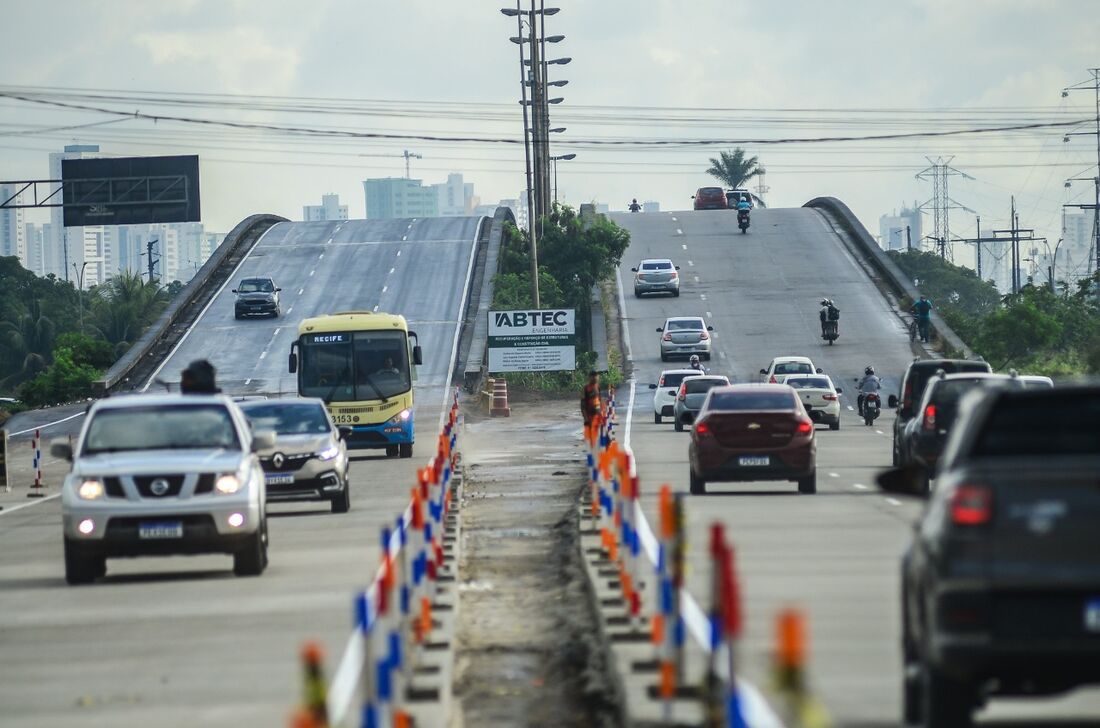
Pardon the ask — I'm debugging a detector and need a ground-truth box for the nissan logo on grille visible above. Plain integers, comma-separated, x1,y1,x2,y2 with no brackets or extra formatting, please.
150,478,171,496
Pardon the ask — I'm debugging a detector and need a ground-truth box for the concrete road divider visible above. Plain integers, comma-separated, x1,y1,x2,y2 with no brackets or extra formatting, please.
298,390,463,728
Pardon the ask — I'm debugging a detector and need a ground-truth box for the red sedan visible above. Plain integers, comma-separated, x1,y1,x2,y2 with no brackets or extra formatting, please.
688,384,817,495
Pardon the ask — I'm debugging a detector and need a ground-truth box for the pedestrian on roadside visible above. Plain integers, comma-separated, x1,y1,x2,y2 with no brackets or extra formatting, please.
581,370,602,426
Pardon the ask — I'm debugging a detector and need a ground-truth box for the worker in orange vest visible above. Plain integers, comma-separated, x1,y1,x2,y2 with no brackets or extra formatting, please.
581,370,602,426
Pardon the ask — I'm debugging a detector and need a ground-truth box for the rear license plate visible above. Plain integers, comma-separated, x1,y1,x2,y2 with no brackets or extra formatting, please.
739,456,770,467
266,473,295,485
138,521,183,539
1085,599,1100,632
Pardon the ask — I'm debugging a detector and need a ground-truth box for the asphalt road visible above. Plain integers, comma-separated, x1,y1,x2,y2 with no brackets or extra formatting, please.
611,207,1100,726
0,215,483,727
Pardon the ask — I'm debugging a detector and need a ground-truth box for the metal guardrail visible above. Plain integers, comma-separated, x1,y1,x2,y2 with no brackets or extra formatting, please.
463,206,514,393
804,197,975,358
94,213,287,392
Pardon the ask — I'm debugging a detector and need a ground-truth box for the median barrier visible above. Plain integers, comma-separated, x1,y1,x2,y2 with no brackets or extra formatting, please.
295,390,463,728
803,197,974,359
463,207,514,393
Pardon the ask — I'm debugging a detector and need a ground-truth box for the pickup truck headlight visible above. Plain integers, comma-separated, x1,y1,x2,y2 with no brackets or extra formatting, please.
316,445,340,461
77,478,105,500
386,409,411,425
215,474,242,495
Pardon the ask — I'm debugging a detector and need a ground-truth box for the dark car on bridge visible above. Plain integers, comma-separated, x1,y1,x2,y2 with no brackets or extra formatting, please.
692,186,728,210
688,384,816,495
897,371,1018,481
890,358,991,466
879,385,1100,727
233,277,281,319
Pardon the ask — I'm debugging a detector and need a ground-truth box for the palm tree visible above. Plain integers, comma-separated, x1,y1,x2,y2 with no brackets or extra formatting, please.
90,272,169,352
706,149,766,206
0,299,56,386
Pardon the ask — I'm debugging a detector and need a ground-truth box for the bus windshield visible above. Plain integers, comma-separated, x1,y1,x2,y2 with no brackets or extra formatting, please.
299,330,411,402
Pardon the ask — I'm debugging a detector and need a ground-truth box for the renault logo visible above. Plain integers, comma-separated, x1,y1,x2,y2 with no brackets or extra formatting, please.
747,423,761,430
150,478,171,496
272,452,285,469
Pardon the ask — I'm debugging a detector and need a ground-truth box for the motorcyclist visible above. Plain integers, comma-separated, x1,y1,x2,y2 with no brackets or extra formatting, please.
819,299,840,338
737,197,751,213
856,365,882,416
628,198,642,212
688,354,707,375
910,295,933,343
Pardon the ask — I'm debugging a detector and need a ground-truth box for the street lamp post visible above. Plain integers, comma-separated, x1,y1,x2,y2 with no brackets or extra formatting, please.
550,153,576,203
72,261,88,333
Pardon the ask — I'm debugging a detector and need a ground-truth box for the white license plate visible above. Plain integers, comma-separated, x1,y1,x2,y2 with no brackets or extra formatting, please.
138,521,183,539
1085,599,1100,632
266,473,295,485
739,456,770,467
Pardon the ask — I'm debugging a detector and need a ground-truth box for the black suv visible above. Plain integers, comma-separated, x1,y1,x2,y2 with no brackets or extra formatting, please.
879,385,1100,727
233,277,281,319
890,358,990,465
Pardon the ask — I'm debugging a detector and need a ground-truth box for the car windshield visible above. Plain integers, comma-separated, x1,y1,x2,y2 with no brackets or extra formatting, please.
787,377,830,390
241,403,331,435
685,378,726,394
299,330,411,401
238,279,274,293
642,261,672,270
775,362,813,375
83,405,240,454
708,391,795,411
666,319,704,331
972,392,1100,456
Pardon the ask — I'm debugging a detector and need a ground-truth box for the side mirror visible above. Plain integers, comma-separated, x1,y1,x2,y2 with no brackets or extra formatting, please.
675,265,681,270
413,345,423,366
656,327,664,332
759,369,767,375
648,383,657,390
707,326,714,331
276,287,282,292
888,394,899,409
288,352,298,374
231,289,237,294
876,465,929,499
337,426,353,441
816,368,824,374
835,388,843,394
631,267,638,272
251,430,276,452
691,195,696,199
50,440,73,462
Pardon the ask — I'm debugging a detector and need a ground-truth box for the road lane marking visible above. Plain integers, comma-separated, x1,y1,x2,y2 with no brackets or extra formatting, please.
687,260,694,266
847,405,855,411
671,216,677,221
10,411,86,437
373,304,379,312
396,250,401,256
694,276,700,283
0,493,60,516
389,267,395,274
245,378,252,385
706,311,712,318
875,429,884,435
700,293,707,301
719,351,727,359
676,228,683,235
681,244,687,250
382,285,388,293
402,236,407,241
853,483,869,490
298,288,304,295
829,472,839,478
319,253,325,259
259,351,267,359
886,497,903,506
309,270,315,277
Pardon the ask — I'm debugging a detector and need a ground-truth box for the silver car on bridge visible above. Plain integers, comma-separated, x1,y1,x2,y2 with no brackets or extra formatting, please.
54,394,273,585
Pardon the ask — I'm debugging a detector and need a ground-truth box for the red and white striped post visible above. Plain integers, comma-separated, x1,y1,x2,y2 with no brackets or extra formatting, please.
27,429,44,498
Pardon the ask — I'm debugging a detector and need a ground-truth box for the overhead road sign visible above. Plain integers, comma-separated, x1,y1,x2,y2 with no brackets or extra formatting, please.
61,155,200,227
488,309,576,372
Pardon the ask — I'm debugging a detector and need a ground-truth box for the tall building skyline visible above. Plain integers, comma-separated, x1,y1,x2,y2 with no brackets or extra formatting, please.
363,177,439,220
0,183,26,264
879,203,923,251
303,193,348,222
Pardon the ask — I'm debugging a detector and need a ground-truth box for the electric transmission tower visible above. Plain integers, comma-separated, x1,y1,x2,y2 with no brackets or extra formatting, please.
916,156,975,260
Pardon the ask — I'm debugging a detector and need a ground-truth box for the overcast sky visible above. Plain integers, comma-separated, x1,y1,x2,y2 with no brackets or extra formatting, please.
2,0,1098,271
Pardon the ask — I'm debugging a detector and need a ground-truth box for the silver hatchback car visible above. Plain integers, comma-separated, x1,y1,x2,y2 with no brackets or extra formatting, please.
55,394,272,585
658,316,714,362
632,258,680,297
239,398,351,513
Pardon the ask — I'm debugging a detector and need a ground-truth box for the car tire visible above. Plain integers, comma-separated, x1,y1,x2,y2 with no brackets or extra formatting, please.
634,290,641,298
331,480,351,513
386,445,399,457
660,353,669,362
672,289,680,298
63,539,98,585
233,521,267,577
829,419,840,431
798,471,817,494
674,419,683,432
892,440,900,467
920,661,974,728
689,468,706,495
702,353,711,361
399,442,413,459
653,412,661,424
234,312,243,320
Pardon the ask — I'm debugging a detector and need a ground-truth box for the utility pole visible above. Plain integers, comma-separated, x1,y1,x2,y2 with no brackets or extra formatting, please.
975,216,982,280
401,150,422,179
753,167,770,207
1062,68,1100,278
143,237,160,283
905,224,912,251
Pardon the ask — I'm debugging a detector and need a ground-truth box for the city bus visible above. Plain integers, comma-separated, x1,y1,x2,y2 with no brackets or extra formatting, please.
288,311,422,457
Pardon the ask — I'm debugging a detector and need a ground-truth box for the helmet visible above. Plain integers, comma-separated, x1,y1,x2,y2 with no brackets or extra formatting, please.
864,366,875,376
820,299,830,306
689,355,700,366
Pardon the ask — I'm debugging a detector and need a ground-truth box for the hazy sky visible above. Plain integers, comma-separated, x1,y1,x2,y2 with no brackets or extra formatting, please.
1,0,1097,271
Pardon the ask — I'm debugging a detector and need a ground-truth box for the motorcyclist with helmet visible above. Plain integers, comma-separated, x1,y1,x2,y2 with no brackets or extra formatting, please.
856,365,882,416
819,299,840,339
688,354,707,375
628,199,642,212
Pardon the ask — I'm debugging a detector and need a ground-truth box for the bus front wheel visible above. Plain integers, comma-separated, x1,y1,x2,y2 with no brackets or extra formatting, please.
399,443,413,459
385,445,399,457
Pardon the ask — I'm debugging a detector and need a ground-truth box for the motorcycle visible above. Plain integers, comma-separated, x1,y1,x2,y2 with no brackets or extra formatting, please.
862,392,881,426
737,209,750,233
822,320,839,345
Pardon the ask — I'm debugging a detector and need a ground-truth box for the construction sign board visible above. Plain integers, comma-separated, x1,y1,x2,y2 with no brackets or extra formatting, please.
488,309,576,372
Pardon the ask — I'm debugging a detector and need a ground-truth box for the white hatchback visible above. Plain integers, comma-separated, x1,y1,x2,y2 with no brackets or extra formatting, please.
649,369,701,424
785,374,842,430
760,356,822,384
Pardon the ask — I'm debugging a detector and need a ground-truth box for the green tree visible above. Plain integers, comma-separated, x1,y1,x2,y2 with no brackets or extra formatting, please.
89,271,169,354
705,148,764,196
0,298,56,387
18,341,102,407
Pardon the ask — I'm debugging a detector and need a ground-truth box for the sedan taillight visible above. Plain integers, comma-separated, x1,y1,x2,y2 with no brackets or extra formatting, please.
951,484,992,526
795,420,813,435
923,405,937,430
678,384,687,401
822,393,838,401
695,421,710,435
663,333,672,342
699,331,709,341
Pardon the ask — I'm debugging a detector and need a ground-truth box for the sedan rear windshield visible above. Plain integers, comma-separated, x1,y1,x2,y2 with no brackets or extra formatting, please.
641,261,672,270
84,405,240,454
972,393,1100,456
685,378,726,394
660,372,693,387
708,391,795,411
666,319,704,331
699,187,722,195
787,377,830,390
241,403,331,435
775,362,813,375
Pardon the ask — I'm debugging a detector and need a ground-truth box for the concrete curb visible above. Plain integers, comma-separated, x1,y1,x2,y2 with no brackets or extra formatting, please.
804,197,975,358
94,213,287,393
463,207,514,393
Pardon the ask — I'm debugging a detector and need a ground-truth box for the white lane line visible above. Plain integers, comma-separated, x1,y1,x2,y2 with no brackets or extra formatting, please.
389,267,395,275
875,429,884,435
719,351,727,359
853,483,869,490
700,293,707,301
259,351,267,359
694,276,700,284
287,307,293,314
829,472,839,478
687,260,694,266
676,228,683,235
681,244,687,250
705,311,712,318
325,238,332,245
319,253,325,259
847,405,855,411
402,236,407,241
0,493,60,516
309,270,315,277
298,288,304,295
245,378,252,385
396,250,401,257
10,411,85,437
886,497,903,506
372,304,379,312
142,222,282,391
382,285,388,293
671,216,677,221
